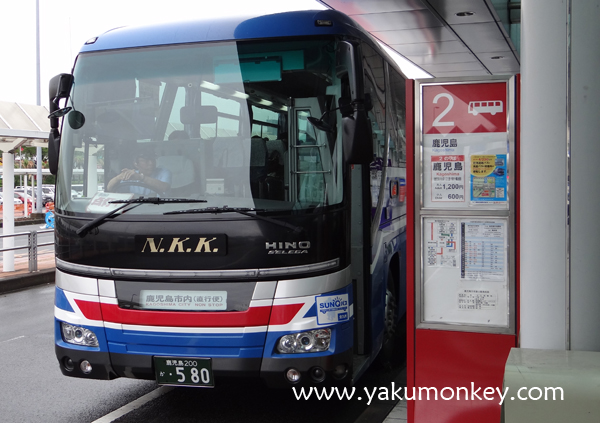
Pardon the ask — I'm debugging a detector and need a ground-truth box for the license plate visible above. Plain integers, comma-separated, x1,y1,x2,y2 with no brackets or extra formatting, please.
154,356,214,387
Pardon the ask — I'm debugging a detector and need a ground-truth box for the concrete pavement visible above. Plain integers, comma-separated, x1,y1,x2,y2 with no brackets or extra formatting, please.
0,252,55,294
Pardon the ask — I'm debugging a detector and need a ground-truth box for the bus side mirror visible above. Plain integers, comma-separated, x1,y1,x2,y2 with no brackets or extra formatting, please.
48,73,73,175
343,105,373,165
337,41,372,164
49,73,74,129
336,41,358,99
364,93,373,112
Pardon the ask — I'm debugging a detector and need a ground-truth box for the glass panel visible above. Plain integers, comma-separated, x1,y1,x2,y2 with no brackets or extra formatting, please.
55,38,344,215
166,86,186,140
251,105,279,140
295,109,325,206
388,68,407,166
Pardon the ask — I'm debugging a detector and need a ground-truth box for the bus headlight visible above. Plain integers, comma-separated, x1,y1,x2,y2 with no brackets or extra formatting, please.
61,322,99,347
277,328,331,354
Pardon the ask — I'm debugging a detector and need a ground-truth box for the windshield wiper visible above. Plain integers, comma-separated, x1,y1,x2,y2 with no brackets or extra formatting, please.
109,197,208,205
163,206,303,233
76,197,208,237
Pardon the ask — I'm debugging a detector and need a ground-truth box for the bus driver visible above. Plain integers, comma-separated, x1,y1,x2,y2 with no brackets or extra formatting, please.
107,147,171,196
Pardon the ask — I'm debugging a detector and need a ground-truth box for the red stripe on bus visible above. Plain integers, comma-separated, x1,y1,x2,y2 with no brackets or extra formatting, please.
268,303,304,325
74,299,103,321
97,303,272,327
74,300,305,328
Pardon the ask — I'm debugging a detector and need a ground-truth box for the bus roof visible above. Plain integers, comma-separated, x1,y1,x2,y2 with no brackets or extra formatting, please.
80,10,369,53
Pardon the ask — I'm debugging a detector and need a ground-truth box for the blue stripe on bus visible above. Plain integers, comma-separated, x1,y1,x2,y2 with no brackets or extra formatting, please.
54,287,74,313
303,302,317,318
104,327,267,358
107,342,264,359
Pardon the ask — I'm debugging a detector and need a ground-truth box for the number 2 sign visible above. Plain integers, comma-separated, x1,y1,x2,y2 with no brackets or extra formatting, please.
432,93,455,127
423,83,507,134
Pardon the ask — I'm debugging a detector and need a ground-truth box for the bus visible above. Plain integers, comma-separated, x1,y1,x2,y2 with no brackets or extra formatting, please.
467,100,503,116
49,9,408,388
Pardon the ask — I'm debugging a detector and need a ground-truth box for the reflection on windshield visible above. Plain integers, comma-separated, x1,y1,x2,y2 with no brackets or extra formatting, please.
57,38,346,215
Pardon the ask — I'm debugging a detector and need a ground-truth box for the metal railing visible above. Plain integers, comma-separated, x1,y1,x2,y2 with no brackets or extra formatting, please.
0,229,54,272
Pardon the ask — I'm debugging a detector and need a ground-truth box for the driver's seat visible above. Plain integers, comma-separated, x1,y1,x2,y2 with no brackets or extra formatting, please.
156,155,195,195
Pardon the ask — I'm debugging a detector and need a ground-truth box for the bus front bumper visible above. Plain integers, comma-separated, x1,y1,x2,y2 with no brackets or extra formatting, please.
55,345,353,388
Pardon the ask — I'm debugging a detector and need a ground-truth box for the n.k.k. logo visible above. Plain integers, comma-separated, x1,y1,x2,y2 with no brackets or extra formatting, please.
135,235,227,256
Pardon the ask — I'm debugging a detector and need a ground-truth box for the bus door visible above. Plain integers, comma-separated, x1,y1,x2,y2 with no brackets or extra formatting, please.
290,96,371,360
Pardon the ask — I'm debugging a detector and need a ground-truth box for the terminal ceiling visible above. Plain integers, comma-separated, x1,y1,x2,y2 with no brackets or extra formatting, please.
319,0,520,78
0,101,50,152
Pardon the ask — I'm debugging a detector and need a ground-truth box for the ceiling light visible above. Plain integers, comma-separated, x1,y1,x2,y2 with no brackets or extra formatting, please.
232,91,249,99
200,81,220,91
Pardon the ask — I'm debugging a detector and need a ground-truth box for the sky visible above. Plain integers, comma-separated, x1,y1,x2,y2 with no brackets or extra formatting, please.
0,0,428,107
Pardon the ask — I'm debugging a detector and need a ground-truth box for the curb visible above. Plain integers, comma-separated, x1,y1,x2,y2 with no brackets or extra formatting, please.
0,268,55,294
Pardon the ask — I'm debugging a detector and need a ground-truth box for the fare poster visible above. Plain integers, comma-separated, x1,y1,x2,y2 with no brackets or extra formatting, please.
421,82,509,209
422,217,509,327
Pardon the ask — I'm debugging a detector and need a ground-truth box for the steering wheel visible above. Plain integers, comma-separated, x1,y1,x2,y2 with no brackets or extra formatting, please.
113,181,165,197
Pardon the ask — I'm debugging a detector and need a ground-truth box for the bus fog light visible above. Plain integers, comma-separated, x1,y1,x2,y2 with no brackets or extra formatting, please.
277,328,331,354
286,368,301,383
80,360,92,374
309,366,326,383
63,357,75,372
61,322,99,347
332,363,348,380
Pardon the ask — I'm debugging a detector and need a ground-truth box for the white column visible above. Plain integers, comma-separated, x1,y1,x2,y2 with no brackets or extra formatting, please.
87,155,98,197
569,0,600,352
36,147,43,213
2,153,15,272
520,0,568,349
520,0,600,351
23,172,29,218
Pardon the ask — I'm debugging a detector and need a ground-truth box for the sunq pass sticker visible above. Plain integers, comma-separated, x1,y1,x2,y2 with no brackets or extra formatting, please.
316,294,349,325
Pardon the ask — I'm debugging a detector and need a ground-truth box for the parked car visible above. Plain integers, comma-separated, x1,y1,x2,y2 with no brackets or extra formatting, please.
14,188,54,206
0,193,23,205
14,192,34,207
16,185,53,195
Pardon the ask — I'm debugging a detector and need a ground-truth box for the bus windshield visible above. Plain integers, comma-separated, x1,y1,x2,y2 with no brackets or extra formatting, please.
56,37,346,215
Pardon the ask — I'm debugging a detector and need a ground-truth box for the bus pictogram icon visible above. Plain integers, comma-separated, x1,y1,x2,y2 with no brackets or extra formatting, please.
468,100,503,116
